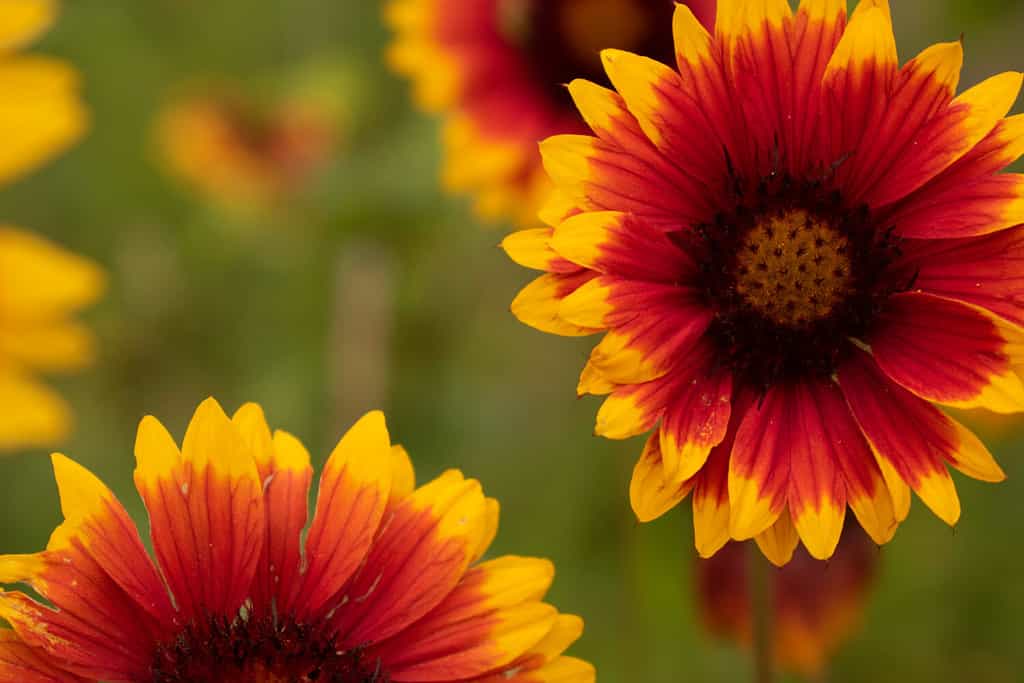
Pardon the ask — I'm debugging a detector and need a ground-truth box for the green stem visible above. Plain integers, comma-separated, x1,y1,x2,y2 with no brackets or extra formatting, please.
749,545,774,683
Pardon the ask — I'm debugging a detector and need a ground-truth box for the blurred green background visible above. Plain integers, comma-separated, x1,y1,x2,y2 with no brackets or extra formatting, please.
1,1,1022,681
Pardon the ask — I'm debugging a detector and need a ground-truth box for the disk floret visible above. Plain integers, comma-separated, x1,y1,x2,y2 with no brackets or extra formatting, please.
698,175,901,390
151,612,383,683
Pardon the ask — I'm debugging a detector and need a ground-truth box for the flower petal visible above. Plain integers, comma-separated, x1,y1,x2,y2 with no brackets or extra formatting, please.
0,587,154,681
0,455,175,680
891,173,1024,239
728,386,791,540
865,70,1022,207
692,392,753,558
888,113,1024,238
539,133,705,226
133,398,264,622
501,229,568,272
0,370,71,449
0,630,87,683
0,226,104,322
298,410,393,620
576,360,616,397
838,39,962,205
658,347,733,484
0,57,87,185
811,385,899,546
466,613,588,683
573,280,713,384
558,277,614,330
388,443,417,509
903,227,1024,328
550,211,694,282
785,382,849,560
567,79,694,202
511,272,601,337
838,349,1005,526
871,293,1024,413
377,557,557,681
574,310,708,388
630,432,696,523
600,48,681,150
594,378,667,440
0,320,95,373
331,469,489,645
755,510,800,567
821,4,898,190
232,404,311,616
0,0,57,51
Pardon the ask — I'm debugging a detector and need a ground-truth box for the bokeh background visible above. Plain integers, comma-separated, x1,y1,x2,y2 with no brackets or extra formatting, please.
1,1,1022,681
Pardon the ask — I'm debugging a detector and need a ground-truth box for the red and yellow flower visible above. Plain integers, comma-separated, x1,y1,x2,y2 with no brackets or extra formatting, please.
504,0,1023,563
387,0,715,226
0,398,594,683
155,87,341,212
0,0,101,451
696,526,877,677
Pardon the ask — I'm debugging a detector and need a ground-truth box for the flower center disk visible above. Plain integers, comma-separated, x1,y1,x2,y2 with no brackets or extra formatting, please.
694,176,903,390
734,209,853,328
150,614,385,683
500,0,676,110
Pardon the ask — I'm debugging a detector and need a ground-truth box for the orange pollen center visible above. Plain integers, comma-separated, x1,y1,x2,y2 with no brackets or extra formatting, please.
733,209,853,328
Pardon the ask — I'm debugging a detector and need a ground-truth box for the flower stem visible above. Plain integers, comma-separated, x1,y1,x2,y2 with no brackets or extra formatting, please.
748,545,774,683
329,241,396,432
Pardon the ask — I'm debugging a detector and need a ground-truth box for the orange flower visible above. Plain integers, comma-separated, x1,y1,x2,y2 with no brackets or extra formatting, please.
504,0,1022,563
387,0,715,226
0,399,594,683
155,90,340,211
696,527,877,677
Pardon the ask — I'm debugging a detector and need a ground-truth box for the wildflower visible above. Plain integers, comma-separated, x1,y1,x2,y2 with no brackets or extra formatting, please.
505,0,1022,562
0,398,594,683
387,0,714,225
696,527,877,676
155,88,340,211
0,0,101,450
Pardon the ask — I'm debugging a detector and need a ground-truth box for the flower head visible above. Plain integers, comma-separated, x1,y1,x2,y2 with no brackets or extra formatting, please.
0,0,101,451
696,526,877,676
387,0,715,226
155,88,340,212
0,398,593,683
504,0,1023,563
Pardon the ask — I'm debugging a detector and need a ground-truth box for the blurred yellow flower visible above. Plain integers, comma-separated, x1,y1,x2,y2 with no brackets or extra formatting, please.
695,528,878,678
386,0,713,227
0,0,101,451
0,0,86,184
154,87,342,213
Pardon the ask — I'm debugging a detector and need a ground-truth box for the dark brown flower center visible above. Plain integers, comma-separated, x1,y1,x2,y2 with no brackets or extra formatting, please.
150,612,386,683
695,174,904,391
499,0,677,111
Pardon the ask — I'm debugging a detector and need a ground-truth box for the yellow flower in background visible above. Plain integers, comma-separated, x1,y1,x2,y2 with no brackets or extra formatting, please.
0,398,594,683
0,0,86,185
154,86,342,213
386,0,715,227
0,0,101,451
695,527,877,677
